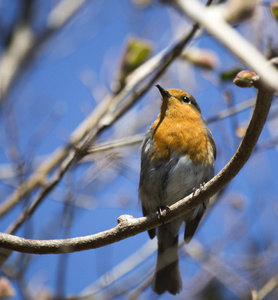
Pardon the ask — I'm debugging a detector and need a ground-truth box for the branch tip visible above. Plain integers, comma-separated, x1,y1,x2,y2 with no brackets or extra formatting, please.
233,70,259,88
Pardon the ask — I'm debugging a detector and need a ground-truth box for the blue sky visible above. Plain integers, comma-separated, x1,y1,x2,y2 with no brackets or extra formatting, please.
0,1,278,299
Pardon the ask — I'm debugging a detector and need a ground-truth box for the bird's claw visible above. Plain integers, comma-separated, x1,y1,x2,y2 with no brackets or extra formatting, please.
200,182,206,191
192,182,206,196
156,206,169,227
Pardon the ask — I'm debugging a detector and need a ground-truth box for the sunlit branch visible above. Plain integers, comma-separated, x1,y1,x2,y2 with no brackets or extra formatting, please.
0,79,273,256
174,0,278,91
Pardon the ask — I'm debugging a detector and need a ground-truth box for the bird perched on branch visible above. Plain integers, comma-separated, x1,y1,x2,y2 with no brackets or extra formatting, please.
139,85,216,295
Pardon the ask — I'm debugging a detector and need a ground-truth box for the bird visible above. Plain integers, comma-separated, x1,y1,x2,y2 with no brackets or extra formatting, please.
139,84,216,295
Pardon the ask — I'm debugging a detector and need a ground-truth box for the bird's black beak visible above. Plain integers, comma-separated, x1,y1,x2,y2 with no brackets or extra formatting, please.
156,84,171,99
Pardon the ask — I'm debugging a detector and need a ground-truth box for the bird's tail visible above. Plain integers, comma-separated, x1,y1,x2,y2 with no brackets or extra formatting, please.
152,230,182,295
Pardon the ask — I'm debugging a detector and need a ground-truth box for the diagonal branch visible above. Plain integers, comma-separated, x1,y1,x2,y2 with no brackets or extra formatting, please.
256,273,278,300
0,22,200,219
174,0,278,91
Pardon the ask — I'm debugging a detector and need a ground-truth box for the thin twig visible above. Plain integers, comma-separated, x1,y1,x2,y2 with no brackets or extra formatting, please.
257,273,278,300
6,151,76,235
184,240,249,298
80,239,157,298
206,98,255,123
87,134,145,154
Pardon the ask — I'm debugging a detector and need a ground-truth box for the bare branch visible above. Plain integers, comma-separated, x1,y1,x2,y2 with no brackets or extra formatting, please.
174,0,278,91
6,151,76,235
0,24,34,103
47,0,88,30
0,0,89,104
206,98,255,123
0,80,273,255
184,240,249,298
257,273,278,300
87,134,144,154
80,239,156,298
0,22,200,219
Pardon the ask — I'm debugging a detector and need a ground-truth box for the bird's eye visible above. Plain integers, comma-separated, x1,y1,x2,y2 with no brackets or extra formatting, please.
183,96,190,104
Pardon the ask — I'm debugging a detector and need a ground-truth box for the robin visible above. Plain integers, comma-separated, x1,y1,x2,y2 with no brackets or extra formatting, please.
139,85,216,295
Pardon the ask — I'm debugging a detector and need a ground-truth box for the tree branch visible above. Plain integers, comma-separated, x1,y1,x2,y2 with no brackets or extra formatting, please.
257,273,278,300
0,22,200,219
174,0,278,91
0,78,273,254
0,0,89,105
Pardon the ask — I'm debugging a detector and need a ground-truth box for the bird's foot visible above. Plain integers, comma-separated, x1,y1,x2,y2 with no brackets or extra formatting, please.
192,182,206,196
199,182,206,191
156,206,170,227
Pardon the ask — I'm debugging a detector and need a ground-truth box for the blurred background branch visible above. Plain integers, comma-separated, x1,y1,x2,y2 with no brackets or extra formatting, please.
0,0,89,105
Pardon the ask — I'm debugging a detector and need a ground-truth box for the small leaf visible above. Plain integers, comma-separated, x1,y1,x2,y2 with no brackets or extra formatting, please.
220,68,242,81
270,2,278,22
115,38,152,92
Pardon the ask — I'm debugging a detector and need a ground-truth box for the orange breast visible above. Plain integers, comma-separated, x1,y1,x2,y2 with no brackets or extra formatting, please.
150,104,212,165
